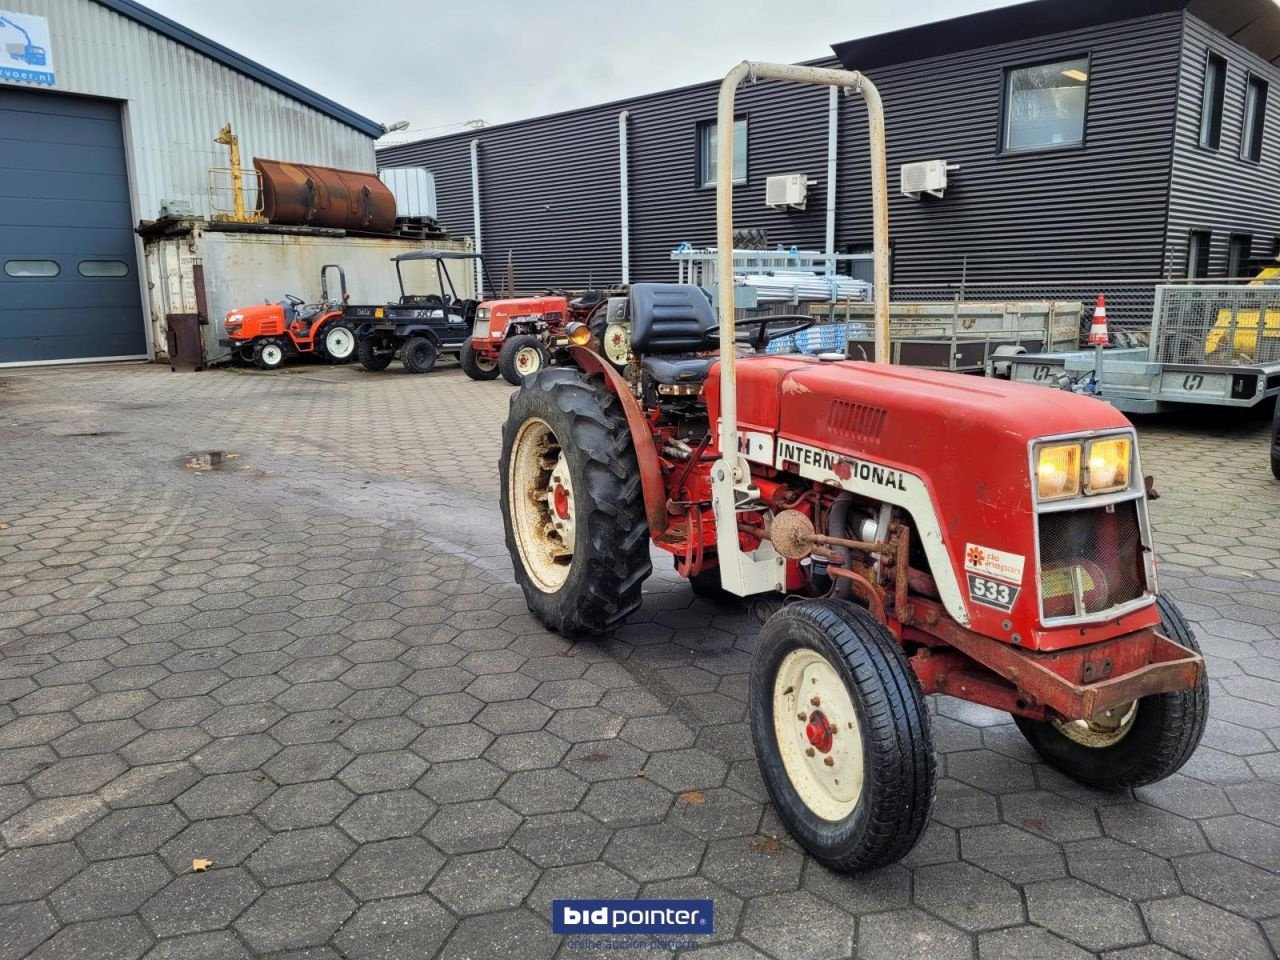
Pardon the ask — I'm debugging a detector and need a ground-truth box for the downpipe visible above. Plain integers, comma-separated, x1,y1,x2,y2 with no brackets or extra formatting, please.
619,111,631,285
470,139,483,296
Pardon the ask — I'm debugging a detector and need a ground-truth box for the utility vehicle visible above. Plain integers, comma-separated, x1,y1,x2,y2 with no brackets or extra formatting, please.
498,62,1207,872
221,265,356,370
348,251,491,374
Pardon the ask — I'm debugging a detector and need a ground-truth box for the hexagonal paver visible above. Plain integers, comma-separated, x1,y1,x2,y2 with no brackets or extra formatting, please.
0,902,61,960
856,908,971,960
0,844,86,903
915,861,1023,932
332,895,454,960
26,916,152,960
701,836,805,899
141,867,262,938
1143,895,1274,960
159,815,270,872
438,909,559,960
977,926,1092,960
1174,850,1280,919
1064,837,1180,900
1025,878,1146,952
424,799,523,854
233,880,355,953
337,789,436,842
50,855,171,921
741,889,853,960
254,779,355,831
336,836,445,900
418,759,506,804
511,812,612,868
603,823,705,882
580,777,673,827
496,768,587,815
338,750,428,793
429,849,540,916
245,826,355,885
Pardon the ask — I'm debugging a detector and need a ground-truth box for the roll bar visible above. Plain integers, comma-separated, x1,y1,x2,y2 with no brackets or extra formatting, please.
712,61,889,597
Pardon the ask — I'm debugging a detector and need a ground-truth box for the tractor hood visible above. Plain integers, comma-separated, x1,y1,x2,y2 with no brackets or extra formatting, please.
476,296,569,340
707,356,1154,650
223,302,284,338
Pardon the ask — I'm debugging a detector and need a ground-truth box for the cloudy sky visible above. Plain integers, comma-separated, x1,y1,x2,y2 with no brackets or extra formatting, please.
143,0,1019,141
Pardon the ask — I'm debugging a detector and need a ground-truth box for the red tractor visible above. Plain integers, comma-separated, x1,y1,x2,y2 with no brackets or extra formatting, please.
221,265,356,370
498,63,1207,872
464,287,611,385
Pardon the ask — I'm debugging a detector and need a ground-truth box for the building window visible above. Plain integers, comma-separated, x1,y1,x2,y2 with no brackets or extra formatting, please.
1002,57,1089,152
698,117,747,186
1228,233,1252,279
4,259,59,278
1242,74,1267,162
1199,52,1227,149
1187,230,1211,279
78,260,129,277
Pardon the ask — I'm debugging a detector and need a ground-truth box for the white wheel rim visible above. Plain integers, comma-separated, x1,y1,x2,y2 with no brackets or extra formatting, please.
262,345,282,365
325,327,354,358
1052,700,1138,748
516,346,543,376
604,323,631,366
508,417,574,592
476,351,498,372
773,648,863,821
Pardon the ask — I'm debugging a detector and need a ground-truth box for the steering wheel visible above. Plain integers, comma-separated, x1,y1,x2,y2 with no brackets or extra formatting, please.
284,294,305,306
708,314,816,352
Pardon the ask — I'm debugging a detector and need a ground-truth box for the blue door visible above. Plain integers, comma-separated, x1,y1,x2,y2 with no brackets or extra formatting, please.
0,88,146,364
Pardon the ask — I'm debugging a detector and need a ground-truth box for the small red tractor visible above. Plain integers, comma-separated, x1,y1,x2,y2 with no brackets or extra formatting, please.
221,265,356,370
464,287,611,385
498,63,1207,872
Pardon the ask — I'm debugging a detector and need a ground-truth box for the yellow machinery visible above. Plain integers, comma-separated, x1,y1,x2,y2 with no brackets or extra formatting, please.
1204,263,1280,361
209,124,265,224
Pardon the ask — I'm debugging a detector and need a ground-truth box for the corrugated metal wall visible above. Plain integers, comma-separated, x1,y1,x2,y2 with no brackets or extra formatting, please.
4,0,376,222
377,64,840,290
834,11,1185,286
1164,14,1280,277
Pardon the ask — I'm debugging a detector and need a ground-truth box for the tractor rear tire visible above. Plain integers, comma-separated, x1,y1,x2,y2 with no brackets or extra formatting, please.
320,323,357,364
461,339,501,381
1013,594,1208,790
499,335,550,385
588,303,630,375
500,368,652,635
253,339,286,371
402,336,439,374
750,599,936,872
357,337,393,372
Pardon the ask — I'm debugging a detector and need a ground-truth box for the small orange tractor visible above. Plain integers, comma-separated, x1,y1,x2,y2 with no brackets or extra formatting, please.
498,62,1207,872
464,289,611,385
221,265,356,370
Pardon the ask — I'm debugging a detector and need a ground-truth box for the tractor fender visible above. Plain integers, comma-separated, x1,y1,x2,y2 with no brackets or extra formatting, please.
569,346,670,539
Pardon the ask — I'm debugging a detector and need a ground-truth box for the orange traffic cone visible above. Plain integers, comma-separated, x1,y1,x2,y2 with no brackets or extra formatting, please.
1087,295,1109,346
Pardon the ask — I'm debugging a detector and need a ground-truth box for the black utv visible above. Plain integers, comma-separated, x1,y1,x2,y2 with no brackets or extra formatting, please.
347,251,497,374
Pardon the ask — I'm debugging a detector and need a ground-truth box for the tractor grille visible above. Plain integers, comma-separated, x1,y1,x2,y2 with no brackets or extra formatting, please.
1038,500,1147,620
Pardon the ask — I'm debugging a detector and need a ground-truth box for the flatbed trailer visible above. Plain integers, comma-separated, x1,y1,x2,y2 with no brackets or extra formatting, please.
1007,283,1280,413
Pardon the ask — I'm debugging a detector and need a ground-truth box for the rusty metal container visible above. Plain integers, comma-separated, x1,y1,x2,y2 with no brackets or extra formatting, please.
255,158,397,233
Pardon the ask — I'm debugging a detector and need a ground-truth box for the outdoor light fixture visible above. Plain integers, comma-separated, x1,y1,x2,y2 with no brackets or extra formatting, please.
379,120,410,135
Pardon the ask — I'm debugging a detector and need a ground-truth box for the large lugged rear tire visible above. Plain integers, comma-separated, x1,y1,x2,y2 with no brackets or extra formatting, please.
500,368,652,635
461,339,501,381
499,335,550,385
750,600,936,872
357,337,393,371
1013,594,1208,789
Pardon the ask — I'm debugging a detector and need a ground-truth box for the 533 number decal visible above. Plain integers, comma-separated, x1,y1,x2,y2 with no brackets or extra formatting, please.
967,573,1020,612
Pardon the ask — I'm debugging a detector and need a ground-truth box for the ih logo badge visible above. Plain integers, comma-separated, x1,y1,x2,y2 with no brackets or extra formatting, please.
964,543,1025,613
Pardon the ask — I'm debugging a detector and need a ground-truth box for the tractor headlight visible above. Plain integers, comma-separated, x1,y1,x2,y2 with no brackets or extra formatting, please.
1036,443,1082,500
1085,437,1131,494
566,322,591,346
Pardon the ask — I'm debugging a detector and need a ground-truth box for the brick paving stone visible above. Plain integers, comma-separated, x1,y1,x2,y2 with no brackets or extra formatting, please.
0,365,1276,960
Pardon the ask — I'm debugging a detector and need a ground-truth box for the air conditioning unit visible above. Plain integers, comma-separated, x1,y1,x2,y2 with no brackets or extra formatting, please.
766,174,808,210
900,160,956,199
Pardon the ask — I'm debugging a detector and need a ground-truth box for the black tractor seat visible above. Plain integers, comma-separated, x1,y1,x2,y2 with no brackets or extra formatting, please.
641,355,716,385
629,283,717,385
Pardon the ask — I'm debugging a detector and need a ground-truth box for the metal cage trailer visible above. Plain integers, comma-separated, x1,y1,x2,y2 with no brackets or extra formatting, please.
1006,284,1280,413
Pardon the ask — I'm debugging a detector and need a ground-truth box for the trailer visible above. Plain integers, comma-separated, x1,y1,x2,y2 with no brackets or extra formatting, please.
1006,284,1280,413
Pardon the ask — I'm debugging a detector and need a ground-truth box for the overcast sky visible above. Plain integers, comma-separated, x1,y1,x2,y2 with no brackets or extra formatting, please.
142,0,1019,141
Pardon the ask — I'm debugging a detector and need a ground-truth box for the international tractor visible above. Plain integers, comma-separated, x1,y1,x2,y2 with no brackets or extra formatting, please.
465,288,612,385
221,265,356,370
498,63,1207,872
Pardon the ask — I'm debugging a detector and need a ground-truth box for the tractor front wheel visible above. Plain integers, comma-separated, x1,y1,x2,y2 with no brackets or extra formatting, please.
500,369,651,634
357,337,394,372
499,335,549,385
1013,594,1208,789
253,339,286,370
461,340,501,381
750,599,936,872
402,336,439,374
320,323,357,363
